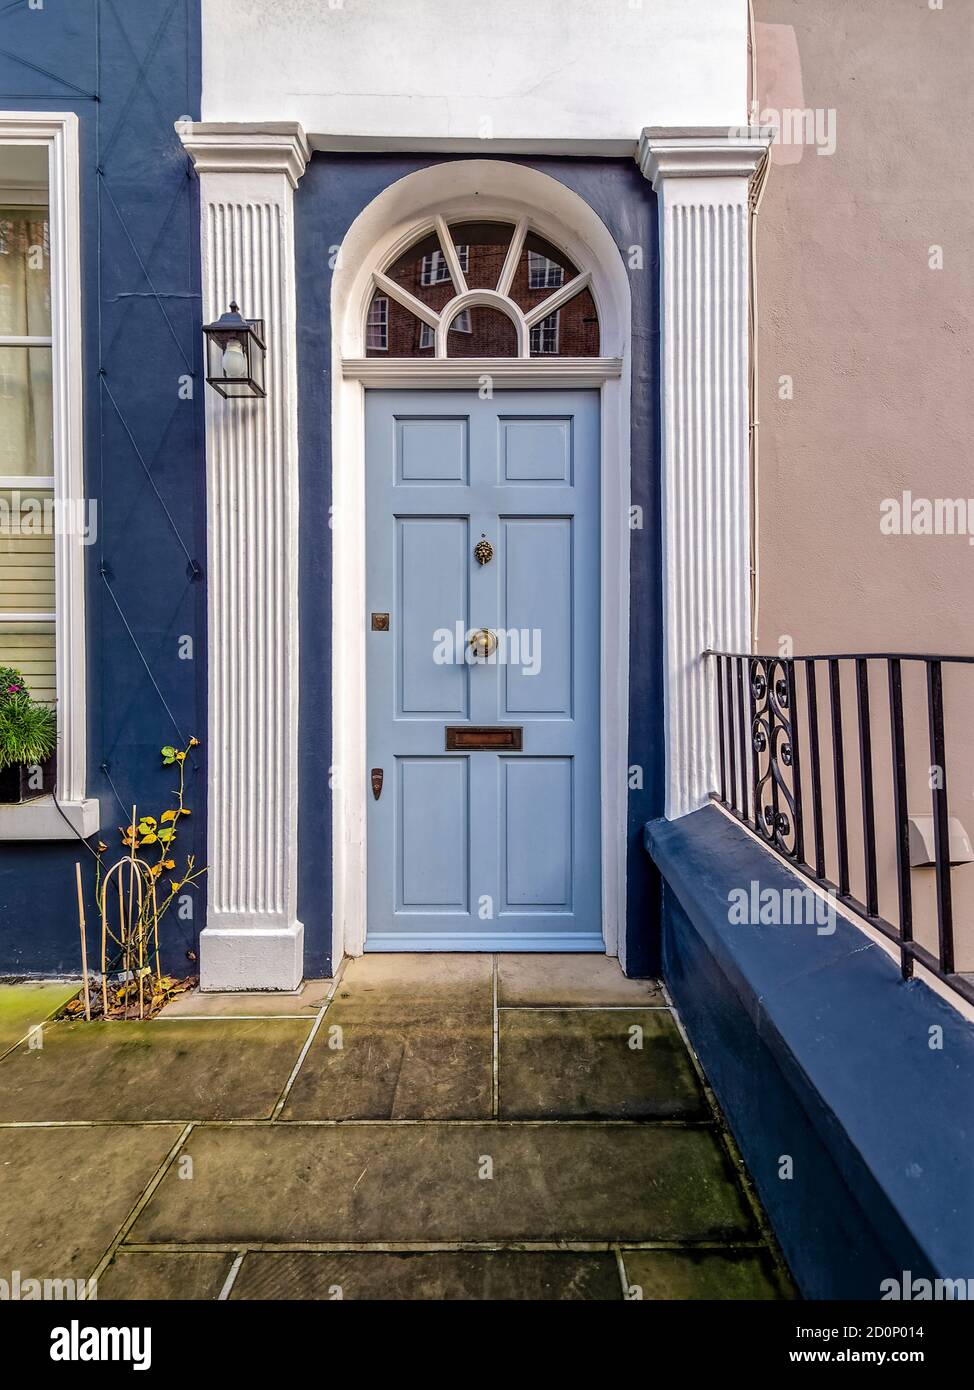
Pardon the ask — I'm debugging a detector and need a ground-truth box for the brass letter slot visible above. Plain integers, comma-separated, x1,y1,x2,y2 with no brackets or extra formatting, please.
445,726,523,751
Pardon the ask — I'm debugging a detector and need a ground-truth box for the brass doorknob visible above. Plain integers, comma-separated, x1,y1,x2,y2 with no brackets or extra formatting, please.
469,628,498,659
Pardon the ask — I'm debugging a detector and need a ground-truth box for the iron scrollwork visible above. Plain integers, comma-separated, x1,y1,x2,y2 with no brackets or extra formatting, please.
749,657,800,858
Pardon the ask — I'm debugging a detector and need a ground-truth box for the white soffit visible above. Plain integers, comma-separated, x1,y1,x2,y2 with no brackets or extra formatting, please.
201,0,746,139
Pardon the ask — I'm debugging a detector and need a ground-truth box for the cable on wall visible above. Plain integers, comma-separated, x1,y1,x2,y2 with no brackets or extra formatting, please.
747,0,769,651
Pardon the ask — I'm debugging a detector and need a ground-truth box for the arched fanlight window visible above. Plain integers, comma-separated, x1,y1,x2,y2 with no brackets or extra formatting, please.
365,216,599,358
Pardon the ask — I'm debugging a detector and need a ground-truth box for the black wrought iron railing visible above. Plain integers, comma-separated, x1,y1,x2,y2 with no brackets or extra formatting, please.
706,651,974,1007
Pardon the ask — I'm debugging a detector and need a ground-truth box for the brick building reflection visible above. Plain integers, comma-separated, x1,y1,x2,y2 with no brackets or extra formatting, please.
365,222,599,357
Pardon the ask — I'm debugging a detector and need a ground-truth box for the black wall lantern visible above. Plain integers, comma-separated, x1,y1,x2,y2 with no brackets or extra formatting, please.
203,301,266,398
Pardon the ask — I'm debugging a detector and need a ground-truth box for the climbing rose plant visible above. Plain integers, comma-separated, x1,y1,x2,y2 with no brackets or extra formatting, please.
61,738,207,1020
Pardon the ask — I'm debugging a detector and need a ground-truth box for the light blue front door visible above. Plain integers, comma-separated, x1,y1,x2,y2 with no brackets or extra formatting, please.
365,389,601,951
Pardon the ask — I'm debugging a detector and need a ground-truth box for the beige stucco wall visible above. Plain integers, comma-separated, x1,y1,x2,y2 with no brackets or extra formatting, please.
753,0,974,970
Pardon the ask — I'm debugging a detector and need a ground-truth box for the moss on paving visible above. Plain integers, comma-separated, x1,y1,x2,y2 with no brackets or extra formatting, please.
0,1017,312,1122
0,979,81,1052
624,1247,795,1300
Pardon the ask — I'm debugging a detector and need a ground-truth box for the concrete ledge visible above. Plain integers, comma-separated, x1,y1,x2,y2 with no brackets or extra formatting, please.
199,923,304,993
0,797,100,841
645,805,974,1300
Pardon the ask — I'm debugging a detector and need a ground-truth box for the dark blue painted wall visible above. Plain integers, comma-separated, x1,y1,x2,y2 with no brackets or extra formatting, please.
0,0,205,975
295,155,663,977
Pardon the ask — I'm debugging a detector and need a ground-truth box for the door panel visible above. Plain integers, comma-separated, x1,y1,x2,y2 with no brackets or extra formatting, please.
500,415,572,483
501,517,573,716
366,388,601,951
396,416,469,484
501,757,573,910
397,757,469,911
397,517,469,716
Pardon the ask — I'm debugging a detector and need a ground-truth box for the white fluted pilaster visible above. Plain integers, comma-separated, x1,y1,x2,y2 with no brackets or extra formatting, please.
180,123,310,989
638,129,772,820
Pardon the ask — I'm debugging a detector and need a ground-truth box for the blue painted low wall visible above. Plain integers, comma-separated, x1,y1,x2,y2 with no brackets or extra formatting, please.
646,805,974,1300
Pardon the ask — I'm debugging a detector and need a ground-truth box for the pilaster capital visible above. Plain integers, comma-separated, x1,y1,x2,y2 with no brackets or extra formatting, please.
637,126,774,191
177,121,311,190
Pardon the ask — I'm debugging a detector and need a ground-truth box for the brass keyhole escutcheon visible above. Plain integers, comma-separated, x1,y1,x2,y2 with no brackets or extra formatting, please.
469,627,498,659
474,535,493,566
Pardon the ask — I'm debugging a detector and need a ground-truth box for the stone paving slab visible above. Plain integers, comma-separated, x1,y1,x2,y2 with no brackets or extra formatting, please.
0,979,82,1052
331,953,493,1021
96,1250,236,1300
0,1019,310,1122
281,954,494,1119
282,1016,492,1121
496,954,664,1007
158,979,332,1017
129,1121,756,1246
623,1247,794,1300
231,1249,622,1300
498,1009,707,1120
0,1124,182,1278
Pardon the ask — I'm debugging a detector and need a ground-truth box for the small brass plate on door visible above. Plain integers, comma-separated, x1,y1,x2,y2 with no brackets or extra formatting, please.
371,612,390,631
445,726,523,751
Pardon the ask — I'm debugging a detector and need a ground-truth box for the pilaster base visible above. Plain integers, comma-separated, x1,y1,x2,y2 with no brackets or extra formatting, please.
199,922,304,992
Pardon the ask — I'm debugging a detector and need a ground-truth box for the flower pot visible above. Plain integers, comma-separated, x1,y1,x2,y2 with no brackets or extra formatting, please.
0,753,57,805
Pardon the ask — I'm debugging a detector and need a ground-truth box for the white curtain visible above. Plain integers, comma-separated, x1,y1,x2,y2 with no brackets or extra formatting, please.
0,206,55,700
0,207,53,477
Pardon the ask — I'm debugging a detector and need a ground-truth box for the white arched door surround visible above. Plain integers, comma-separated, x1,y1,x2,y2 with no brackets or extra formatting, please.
332,160,633,967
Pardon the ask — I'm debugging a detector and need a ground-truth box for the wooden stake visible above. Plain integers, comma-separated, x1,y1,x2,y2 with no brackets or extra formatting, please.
99,875,109,1018
126,804,137,1020
74,861,91,1022
151,879,162,984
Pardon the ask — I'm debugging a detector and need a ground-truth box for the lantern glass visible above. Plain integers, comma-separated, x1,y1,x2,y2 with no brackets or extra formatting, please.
203,305,266,398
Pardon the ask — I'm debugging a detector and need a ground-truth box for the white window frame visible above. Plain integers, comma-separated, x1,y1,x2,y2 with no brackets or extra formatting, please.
528,250,564,290
365,293,388,351
420,307,470,349
0,113,95,839
420,243,468,286
530,308,560,355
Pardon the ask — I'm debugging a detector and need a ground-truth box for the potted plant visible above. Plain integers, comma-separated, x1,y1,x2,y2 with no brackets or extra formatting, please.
0,665,57,804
